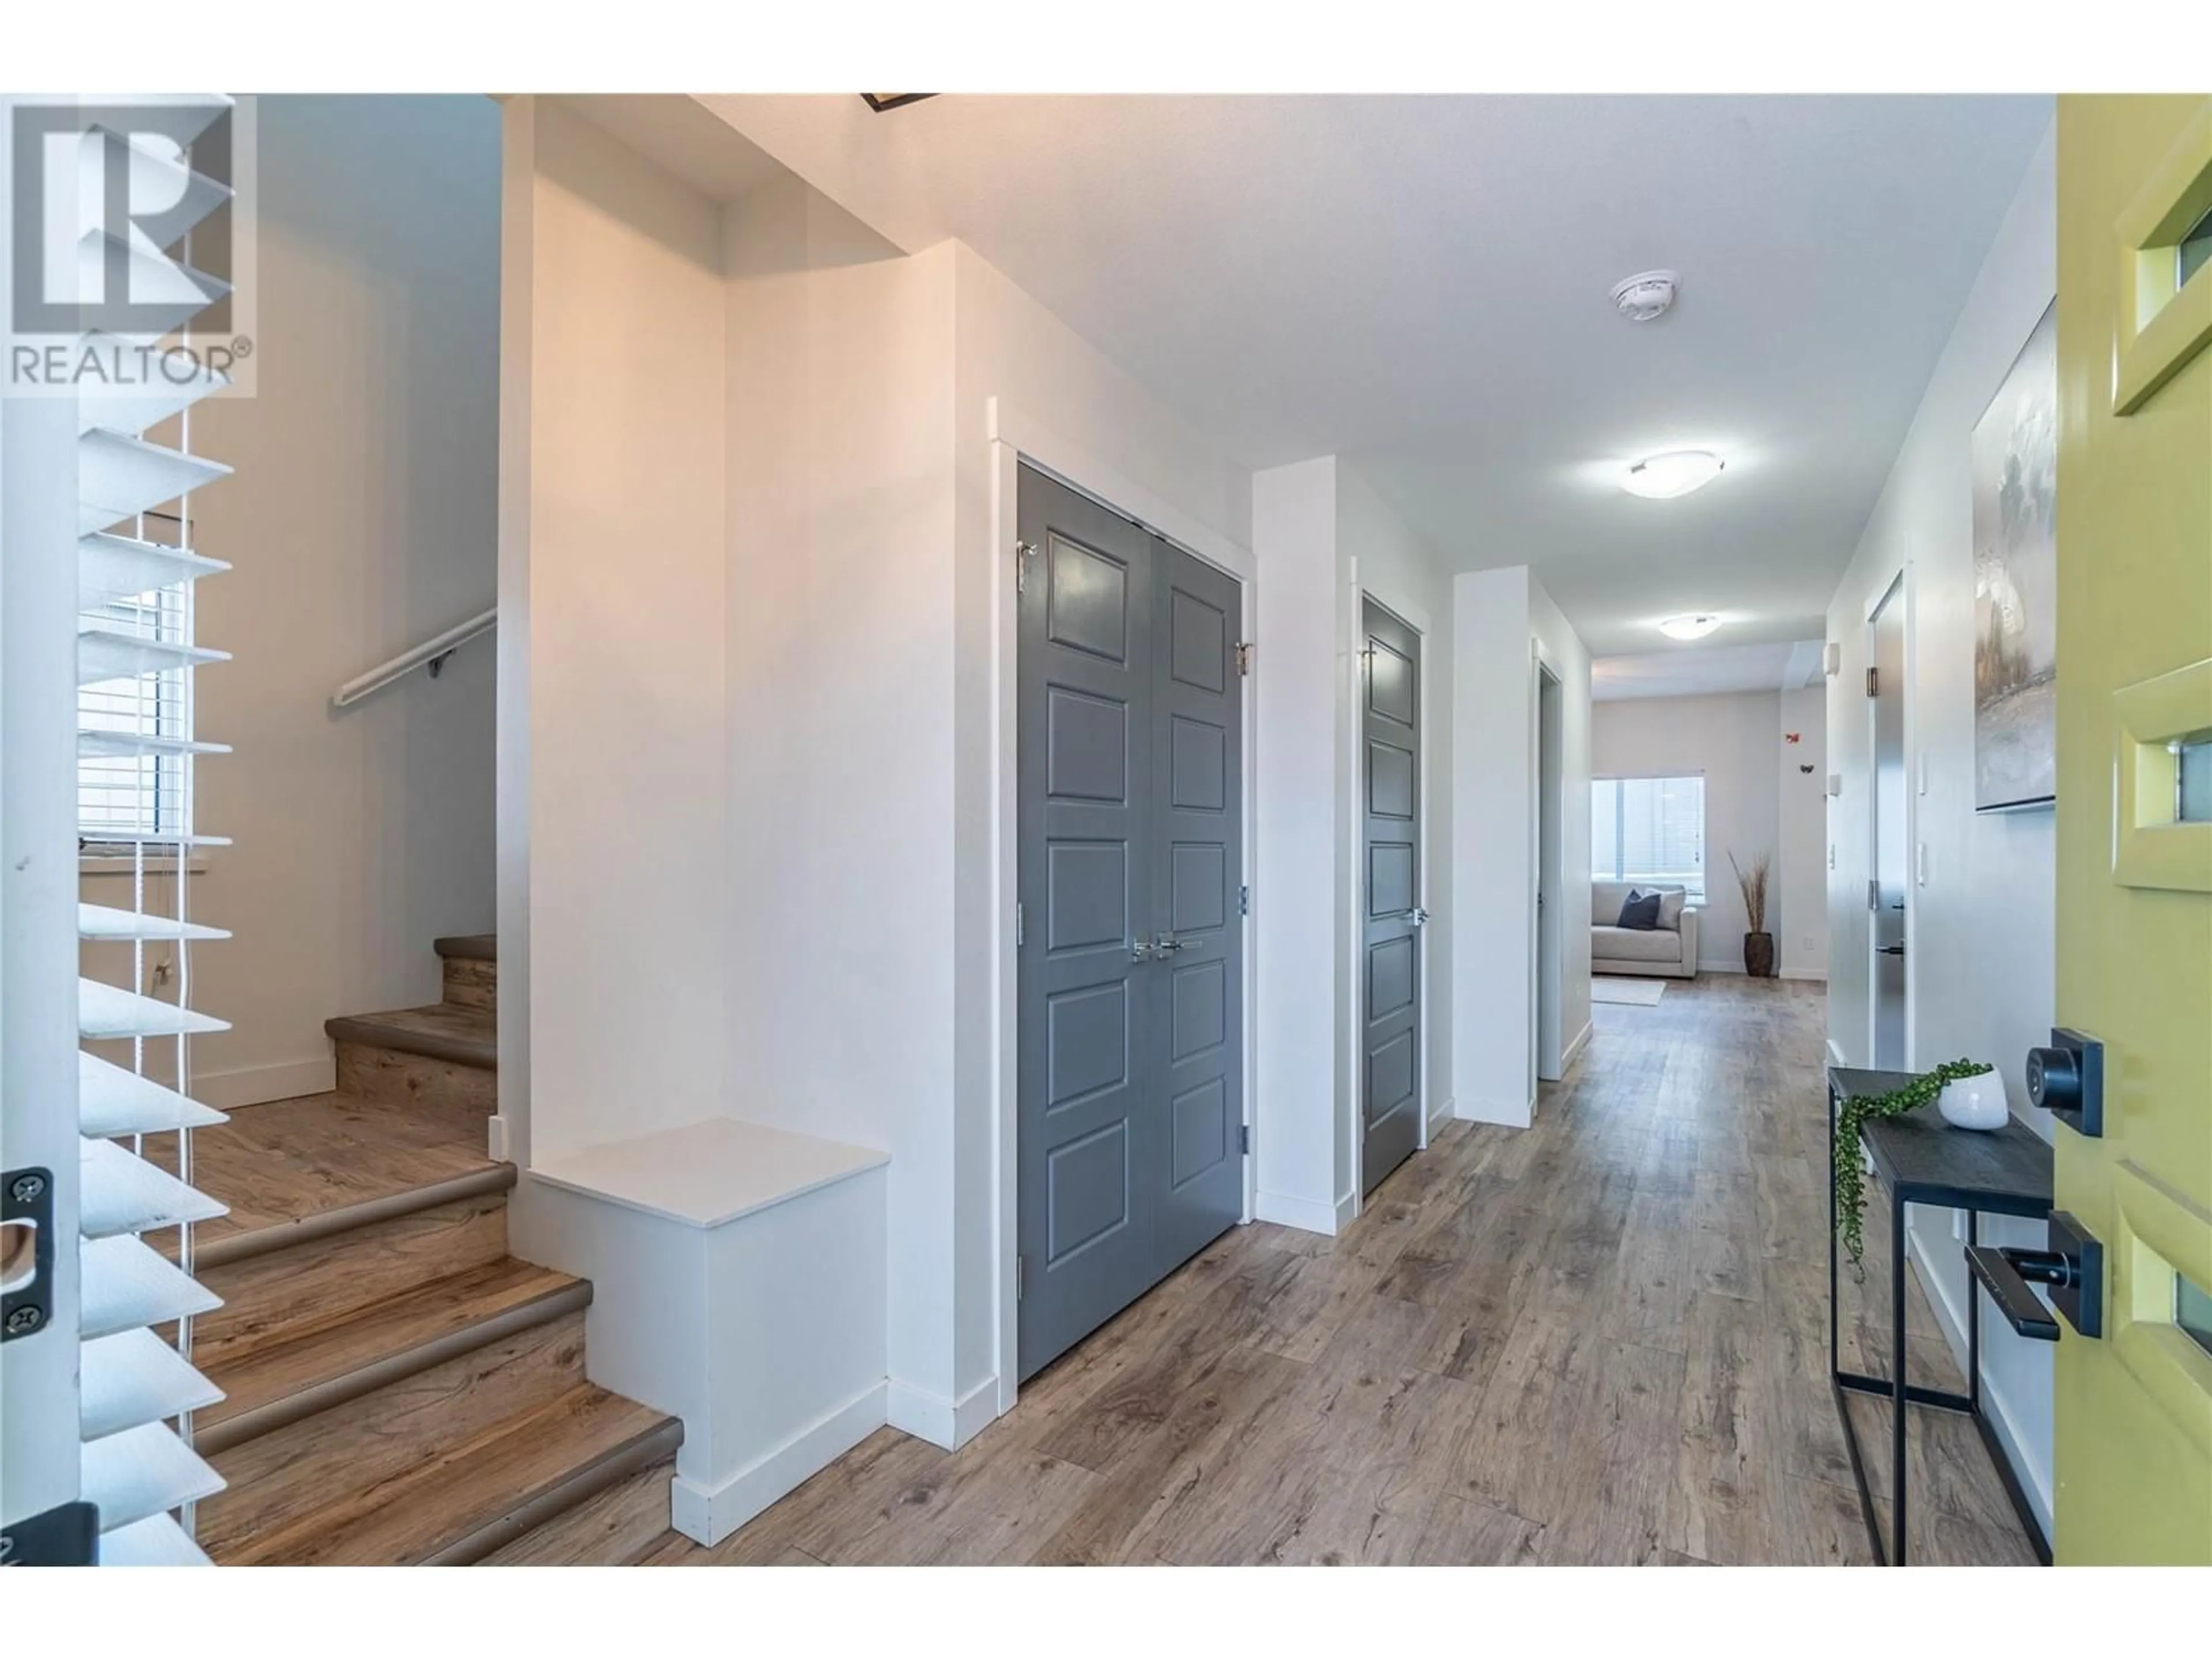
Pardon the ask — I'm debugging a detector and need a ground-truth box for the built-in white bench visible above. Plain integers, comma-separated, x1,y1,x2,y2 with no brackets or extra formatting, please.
519,1116,889,1547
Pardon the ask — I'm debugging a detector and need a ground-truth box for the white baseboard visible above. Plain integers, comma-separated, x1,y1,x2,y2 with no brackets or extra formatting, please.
1426,1094,1455,1137
486,1113,514,1164
1827,1037,1850,1069
1456,1094,1533,1130
1697,960,1747,976
1560,1020,1593,1071
191,1055,336,1111
1781,967,1828,982
1335,1190,1359,1231
670,1378,886,1547
885,1373,999,1450
1253,1188,1342,1236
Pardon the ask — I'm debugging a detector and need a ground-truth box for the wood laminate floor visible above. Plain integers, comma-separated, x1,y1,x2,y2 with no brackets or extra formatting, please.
638,975,2039,1567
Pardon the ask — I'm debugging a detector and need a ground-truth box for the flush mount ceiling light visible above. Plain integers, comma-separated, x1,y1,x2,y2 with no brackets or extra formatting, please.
1610,270,1679,321
1622,449,1725,499
1658,614,1724,641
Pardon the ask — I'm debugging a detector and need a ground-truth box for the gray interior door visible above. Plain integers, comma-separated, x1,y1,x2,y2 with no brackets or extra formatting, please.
1361,597,1423,1195
1870,577,1908,1068
1150,541,1244,1272
1017,465,1243,1381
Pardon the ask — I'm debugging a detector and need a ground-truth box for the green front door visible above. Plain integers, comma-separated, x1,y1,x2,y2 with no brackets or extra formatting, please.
2052,93,2212,1566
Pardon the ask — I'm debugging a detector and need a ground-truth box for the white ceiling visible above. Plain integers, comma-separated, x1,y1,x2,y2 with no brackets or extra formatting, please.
703,94,2052,655
1592,640,1825,702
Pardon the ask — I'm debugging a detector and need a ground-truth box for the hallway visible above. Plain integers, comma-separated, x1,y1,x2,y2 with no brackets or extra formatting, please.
518,976,2038,1567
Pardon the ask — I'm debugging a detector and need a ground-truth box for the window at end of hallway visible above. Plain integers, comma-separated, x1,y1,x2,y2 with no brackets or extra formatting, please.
1592,774,1706,903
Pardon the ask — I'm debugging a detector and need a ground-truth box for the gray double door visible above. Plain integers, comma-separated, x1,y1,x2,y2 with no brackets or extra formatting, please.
1361,597,1423,1195
1017,465,1244,1381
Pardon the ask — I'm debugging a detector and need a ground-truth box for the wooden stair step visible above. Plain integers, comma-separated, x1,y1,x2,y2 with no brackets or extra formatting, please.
224,1384,683,1566
435,934,497,1012
151,1089,502,1264
325,1002,497,1069
196,1258,590,1456
478,1455,679,1566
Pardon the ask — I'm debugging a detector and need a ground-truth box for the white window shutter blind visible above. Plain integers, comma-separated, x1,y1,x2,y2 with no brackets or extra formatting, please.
64,98,238,1567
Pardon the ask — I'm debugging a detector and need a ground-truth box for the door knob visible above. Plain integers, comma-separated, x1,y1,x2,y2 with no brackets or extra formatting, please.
1130,939,1154,962
1407,907,1430,927
2029,1027,2104,1138
1153,931,1188,956
1876,944,1905,956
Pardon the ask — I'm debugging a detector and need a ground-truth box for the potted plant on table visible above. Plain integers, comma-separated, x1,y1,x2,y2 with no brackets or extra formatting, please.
1729,850,1774,977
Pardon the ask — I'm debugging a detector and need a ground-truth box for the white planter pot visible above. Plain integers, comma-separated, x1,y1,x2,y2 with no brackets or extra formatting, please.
1938,1072,2008,1131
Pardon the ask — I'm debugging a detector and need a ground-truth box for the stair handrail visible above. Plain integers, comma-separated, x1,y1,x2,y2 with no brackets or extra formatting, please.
331,607,495,709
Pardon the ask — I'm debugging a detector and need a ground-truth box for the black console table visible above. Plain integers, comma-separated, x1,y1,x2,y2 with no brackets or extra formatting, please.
1825,1066,2054,1565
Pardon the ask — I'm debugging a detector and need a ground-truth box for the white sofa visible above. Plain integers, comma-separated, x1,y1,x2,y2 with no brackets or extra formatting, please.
1592,880,1699,979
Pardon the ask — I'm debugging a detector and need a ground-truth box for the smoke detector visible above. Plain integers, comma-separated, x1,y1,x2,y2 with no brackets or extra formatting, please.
1611,270,1679,321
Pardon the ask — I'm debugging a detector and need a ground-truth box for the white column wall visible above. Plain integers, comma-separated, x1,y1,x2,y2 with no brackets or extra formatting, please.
500,97,733,1168
1251,457,1350,1230
1453,567,1593,1126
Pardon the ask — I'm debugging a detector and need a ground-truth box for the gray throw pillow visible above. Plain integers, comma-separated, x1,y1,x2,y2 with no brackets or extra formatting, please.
1618,889,1663,930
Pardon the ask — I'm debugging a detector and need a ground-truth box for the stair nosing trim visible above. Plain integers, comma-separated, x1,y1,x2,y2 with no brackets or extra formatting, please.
427,1415,684,1566
433,934,497,963
195,1277,592,1457
326,1015,497,1070
197,1164,517,1271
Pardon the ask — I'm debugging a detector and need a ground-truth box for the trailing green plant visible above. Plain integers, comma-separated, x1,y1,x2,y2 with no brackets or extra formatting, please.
1834,1059,1995,1277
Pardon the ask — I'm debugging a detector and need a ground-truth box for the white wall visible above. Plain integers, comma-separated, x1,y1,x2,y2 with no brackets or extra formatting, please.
501,97,732,1168
1251,457,1346,1230
86,96,501,1110
1592,691,1784,974
1778,685,1830,978
1452,568,1592,1127
1825,122,2058,1533
721,182,961,1426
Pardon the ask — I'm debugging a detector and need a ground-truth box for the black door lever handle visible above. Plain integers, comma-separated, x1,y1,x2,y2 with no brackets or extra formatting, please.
1966,1245,2061,1340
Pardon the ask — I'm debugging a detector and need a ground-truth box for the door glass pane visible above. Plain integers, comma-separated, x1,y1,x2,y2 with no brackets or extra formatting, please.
2177,1271,2212,1359
2180,204,2212,290
2175,736,2212,824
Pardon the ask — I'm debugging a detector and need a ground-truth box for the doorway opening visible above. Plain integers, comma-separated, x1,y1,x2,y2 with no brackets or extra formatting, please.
1535,664,1565,1080
1868,571,1910,1069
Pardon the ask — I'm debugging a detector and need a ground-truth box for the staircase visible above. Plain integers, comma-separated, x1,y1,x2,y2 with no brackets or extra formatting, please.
173,935,682,1566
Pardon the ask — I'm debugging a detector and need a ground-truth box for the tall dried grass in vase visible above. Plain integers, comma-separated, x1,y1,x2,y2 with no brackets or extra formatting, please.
1729,850,1774,976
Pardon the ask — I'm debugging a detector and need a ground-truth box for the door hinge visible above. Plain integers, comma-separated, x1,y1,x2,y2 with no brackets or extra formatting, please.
1865,666,1879,698
1016,1255,1026,1301
1015,902,1025,948
1239,1123,1251,1156
1239,883,1249,917
1867,879,1880,911
1234,641,1253,677
1016,540,1039,596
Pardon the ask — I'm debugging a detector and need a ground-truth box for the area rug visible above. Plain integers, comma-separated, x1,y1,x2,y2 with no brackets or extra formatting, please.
1592,976,1666,1006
